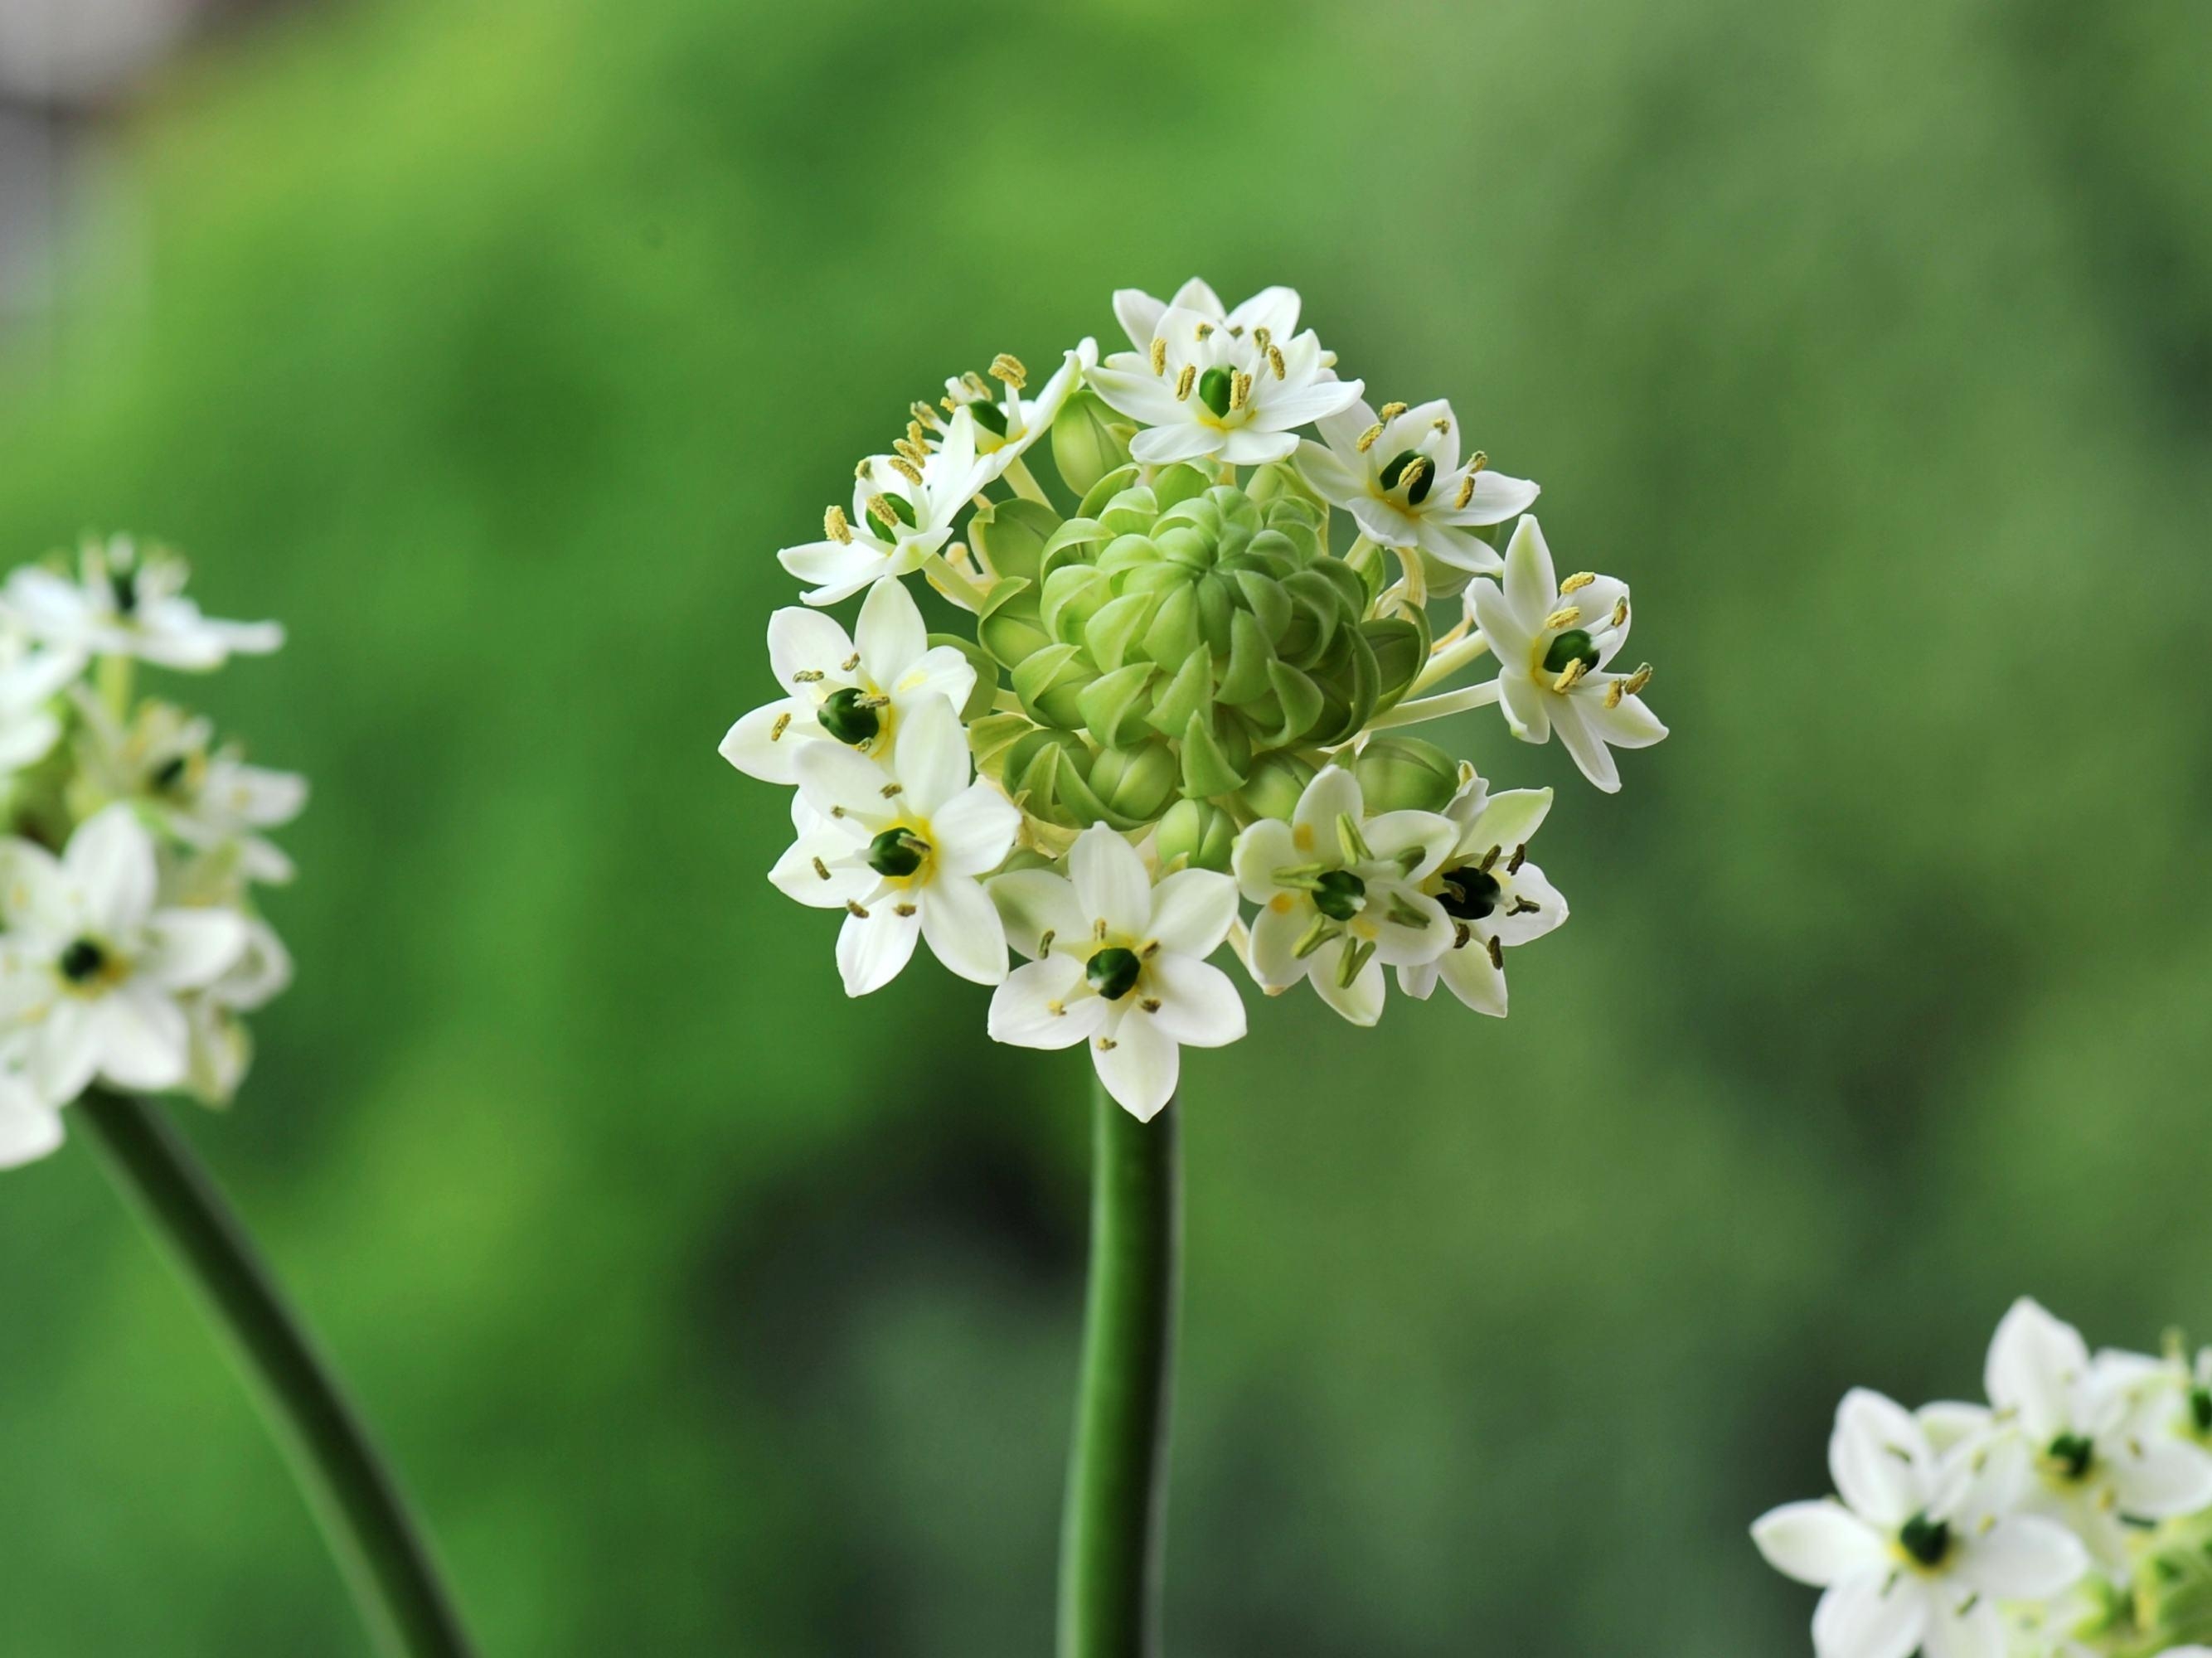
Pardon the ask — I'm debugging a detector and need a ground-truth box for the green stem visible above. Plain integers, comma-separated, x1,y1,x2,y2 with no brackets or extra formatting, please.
1057,1074,1181,1658
78,1091,474,1658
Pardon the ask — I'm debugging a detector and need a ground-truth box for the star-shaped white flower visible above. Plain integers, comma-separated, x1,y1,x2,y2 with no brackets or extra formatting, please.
779,409,1003,608
1466,516,1666,793
1395,774,1565,1016
987,824,1245,1121
720,577,977,786
72,696,307,884
1977,1298,2212,1568
1089,304,1363,468
1752,1388,2088,1658
1110,278,1302,357
0,805,250,1105
1295,397,1538,574
3,536,281,670
934,340,1099,463
1231,766,1457,1026
772,696,1017,996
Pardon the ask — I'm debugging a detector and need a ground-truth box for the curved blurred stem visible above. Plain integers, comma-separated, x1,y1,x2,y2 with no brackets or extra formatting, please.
78,1091,475,1658
1058,1074,1181,1658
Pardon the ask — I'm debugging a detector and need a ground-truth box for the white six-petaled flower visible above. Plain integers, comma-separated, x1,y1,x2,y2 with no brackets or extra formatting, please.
1298,396,1538,574
1467,515,1666,793
935,341,1099,466
1395,773,1565,1017
987,825,1245,1120
779,410,1005,608
3,536,282,671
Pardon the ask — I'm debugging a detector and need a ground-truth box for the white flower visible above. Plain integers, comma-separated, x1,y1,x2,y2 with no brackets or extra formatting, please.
1296,397,1538,573
1467,516,1667,793
1752,1388,2088,1658
0,1069,63,1169
720,577,977,786
72,696,307,882
935,341,1099,463
1231,766,1457,1026
1395,774,1565,1016
3,536,281,670
771,696,1017,996
1089,303,1363,468
0,627,84,776
1111,279,1305,358
181,914,293,1108
987,825,1244,1121
1982,1298,2212,1567
0,805,249,1103
779,410,1003,607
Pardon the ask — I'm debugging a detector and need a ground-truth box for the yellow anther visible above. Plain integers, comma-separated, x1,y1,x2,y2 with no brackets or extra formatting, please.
846,899,870,919
1399,456,1430,493
1454,475,1476,510
1541,605,1583,632
1623,662,1654,696
1610,598,1629,628
841,652,860,671
1175,364,1196,400
879,783,902,798
1356,422,1385,453
1553,659,1590,692
989,352,1027,389
1432,416,1452,434
1252,327,1272,352
1046,999,1066,1016
1604,680,1625,709
1096,1035,1118,1052
894,437,929,468
1230,370,1253,410
895,902,917,917
1467,450,1487,474
886,454,924,486
1194,321,1214,341
1560,571,1595,594
909,400,941,430
1266,344,1286,379
856,458,876,479
824,505,853,545
1486,935,1504,969
963,371,992,398
1149,337,1167,375
791,669,825,683
811,856,829,880
1094,919,1108,940
772,712,793,741
1378,401,1408,421
866,495,900,530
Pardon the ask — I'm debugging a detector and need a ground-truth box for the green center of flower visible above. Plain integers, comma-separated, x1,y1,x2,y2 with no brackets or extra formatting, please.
819,686,881,746
1378,448,1433,506
150,754,191,794
1436,867,1501,922
1312,869,1366,922
1196,366,1235,420
1086,947,1142,1001
1541,628,1600,676
109,569,138,614
2047,1433,2095,1481
59,938,109,985
969,399,1008,438
866,828,929,879
2192,1388,2212,1436
1897,1511,1951,1569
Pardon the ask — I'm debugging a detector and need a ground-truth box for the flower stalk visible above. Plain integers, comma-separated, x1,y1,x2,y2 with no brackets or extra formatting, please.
1059,1072,1181,1658
79,1090,474,1658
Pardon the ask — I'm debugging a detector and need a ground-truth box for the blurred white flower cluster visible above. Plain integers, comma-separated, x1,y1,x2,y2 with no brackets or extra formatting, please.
1755,1299,2212,1658
720,279,1668,1119
0,536,302,1166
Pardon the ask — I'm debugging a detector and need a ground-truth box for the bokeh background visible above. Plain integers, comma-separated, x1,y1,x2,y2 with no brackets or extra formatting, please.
1,0,2208,1651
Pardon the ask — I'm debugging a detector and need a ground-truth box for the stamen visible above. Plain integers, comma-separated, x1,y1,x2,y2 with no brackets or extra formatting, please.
1487,935,1504,969
1140,997,1162,1013
1506,842,1527,874
866,495,901,530
824,505,854,545
1266,344,1286,380
963,371,992,398
879,784,903,802
1378,401,1408,421
856,694,890,709
1477,845,1501,872
1610,598,1629,628
1094,919,1108,941
895,903,917,917
1194,321,1214,341
886,455,924,486
1096,1036,1118,1052
812,856,830,880
1466,450,1487,474
1622,663,1654,696
1553,659,1590,692
841,653,861,671
1252,327,1272,352
1604,680,1625,709
989,352,1027,389
1355,422,1385,453
1560,571,1596,594
1038,928,1056,957
1046,999,1066,1016
791,669,826,683
1541,605,1583,632
1453,923,1472,950
1336,812,1372,865
1398,457,1430,496
771,713,792,742
895,437,929,468
1507,897,1540,916
1293,916,1342,959
1454,475,1476,510
1385,897,1430,928
856,458,875,480
846,899,870,919
1230,371,1253,410
1432,416,1452,434
1175,364,1196,401
1149,337,1167,375
1336,939,1375,990
1140,941,1161,958
909,400,941,430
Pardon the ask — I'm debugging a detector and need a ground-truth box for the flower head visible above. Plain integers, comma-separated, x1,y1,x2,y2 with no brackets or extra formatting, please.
1395,774,1565,1016
779,410,1004,608
4,536,281,670
70,696,308,883
1467,516,1666,793
1298,397,1538,574
988,825,1244,1119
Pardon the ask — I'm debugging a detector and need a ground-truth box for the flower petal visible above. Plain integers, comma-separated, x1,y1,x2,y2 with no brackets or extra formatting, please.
66,805,157,935
855,576,928,683
719,698,811,785
919,875,1007,987
1548,696,1622,793
1986,1298,2089,1442
1069,826,1151,941
1307,938,1385,1026
988,956,1100,1050
1093,1011,1179,1122
766,605,856,689
1145,869,1238,959
2109,1437,2212,1520
892,696,969,816
1436,936,1508,1016
1811,1573,1926,1658
137,909,249,991
92,987,190,1091
1830,1389,1929,1530
1230,817,1299,904
1291,767,1363,855
1956,1515,2086,1601
0,1079,65,1169
929,783,1019,877
1750,1501,1886,1588
1501,515,1558,627
1144,954,1245,1048
836,903,920,996
987,870,1086,961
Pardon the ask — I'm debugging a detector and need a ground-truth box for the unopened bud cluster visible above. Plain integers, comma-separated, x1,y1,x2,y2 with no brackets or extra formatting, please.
720,279,1670,1119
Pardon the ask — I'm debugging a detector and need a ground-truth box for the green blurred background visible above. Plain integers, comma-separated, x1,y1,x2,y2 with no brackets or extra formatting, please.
1,0,2209,1651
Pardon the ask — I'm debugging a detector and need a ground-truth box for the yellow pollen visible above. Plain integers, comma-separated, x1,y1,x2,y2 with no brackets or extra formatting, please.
846,899,870,918
841,652,861,671
1432,416,1451,434
771,712,792,741
1553,659,1590,692
886,455,924,486
1542,605,1583,631
909,400,940,430
963,371,992,398
824,505,853,544
791,669,825,683
1269,893,1294,914
1467,450,1487,474
1230,370,1253,410
1486,935,1504,969
1174,364,1196,400
856,458,875,480
895,902,917,917
989,352,1027,389
1356,423,1385,453
895,437,928,466
1252,327,1272,352
811,856,829,880
1604,680,1625,709
1454,475,1476,510
1399,457,1430,492
1194,321,1213,341
1560,571,1596,594
1611,598,1629,628
1149,337,1167,375
1293,822,1315,851
1096,1036,1118,1052
866,495,900,530
1046,999,1066,1016
1378,400,1408,421
1623,662,1654,696
1266,344,1286,379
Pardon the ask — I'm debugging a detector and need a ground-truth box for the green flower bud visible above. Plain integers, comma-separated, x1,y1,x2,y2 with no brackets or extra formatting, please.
927,632,1002,722
1011,644,1096,730
1050,389,1135,499
1155,798,1237,872
1236,750,1316,823
970,497,1060,584
1086,741,1179,823
1542,628,1600,676
1356,735,1460,814
1086,946,1142,1001
819,686,881,745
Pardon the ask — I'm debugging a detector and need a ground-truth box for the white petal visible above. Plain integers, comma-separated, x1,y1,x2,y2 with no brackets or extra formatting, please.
1436,466,1540,526
1093,1012,1179,1122
1291,767,1363,853
1921,1596,2003,1658
892,696,970,816
1812,1573,1926,1658
719,698,811,785
1222,284,1298,340
929,783,1019,878
1112,288,1167,352
1230,817,1299,904
1548,696,1621,793
137,909,249,991
1361,810,1458,881
1069,826,1151,941
1436,934,1508,1016
1245,898,1308,989
769,831,871,909
1144,955,1245,1049
1957,1515,2086,1600
1217,427,1301,467
780,539,896,607
987,956,1100,1049
1463,787,1553,858
92,988,190,1091
1307,938,1386,1026
1496,669,1550,744
1293,440,1364,509
1488,863,1568,947
987,870,1085,961
1501,514,1558,626
0,841,72,934
1129,422,1225,465
1830,1389,1929,1530
794,739,896,830
1467,575,1534,663
0,1079,65,1168
66,805,157,935
2110,1438,2212,1519
1750,1501,1886,1588
766,605,855,688
1086,364,1190,427
1144,869,1238,958
1986,1297,2089,1441
919,876,1007,987
29,997,100,1103
836,904,920,996
855,576,929,682
889,645,976,712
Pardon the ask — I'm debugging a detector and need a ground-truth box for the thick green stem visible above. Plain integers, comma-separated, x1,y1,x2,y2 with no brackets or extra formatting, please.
1057,1075,1181,1658
78,1091,474,1658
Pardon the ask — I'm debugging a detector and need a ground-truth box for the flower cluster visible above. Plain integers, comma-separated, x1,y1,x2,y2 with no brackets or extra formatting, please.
0,536,302,1167
1754,1298,2212,1658
721,279,1668,1119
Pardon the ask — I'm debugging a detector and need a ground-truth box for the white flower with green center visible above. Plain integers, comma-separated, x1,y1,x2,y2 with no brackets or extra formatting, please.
2,536,281,670
1297,397,1539,574
1231,766,1457,1026
0,627,84,776
720,577,977,786
1977,1298,2212,1570
779,409,1004,608
72,696,308,883
1110,279,1302,356
932,341,1099,463
772,696,1017,996
1395,775,1565,1016
1467,515,1667,793
1088,304,1364,468
0,804,249,1105
1752,1388,2088,1658
986,824,1245,1122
